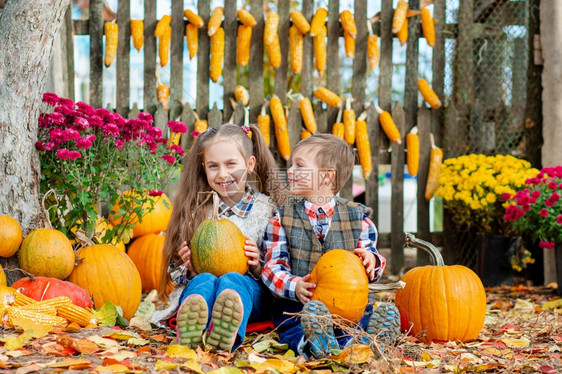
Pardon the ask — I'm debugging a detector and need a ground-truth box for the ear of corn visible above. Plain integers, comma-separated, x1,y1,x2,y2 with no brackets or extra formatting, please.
266,33,282,69
289,26,303,75
169,132,181,147
313,26,327,76
184,9,204,28
264,12,280,46
418,78,442,109
343,98,356,146
425,135,443,200
406,127,419,177
310,7,328,37
332,122,344,139
356,120,372,179
104,22,118,67
7,307,68,327
33,296,74,309
397,17,408,46
158,25,171,67
340,10,357,39
301,130,313,139
210,27,225,82
157,84,170,111
290,11,310,34
234,85,249,107
392,0,409,33
367,35,379,69
344,32,355,59
130,19,144,51
237,25,252,67
5,291,35,307
186,23,199,60
154,15,171,37
421,7,435,47
208,6,224,37
19,303,57,316
298,95,317,134
57,303,98,327
270,95,291,161
314,87,342,108
376,105,402,144
237,9,256,27
194,119,208,134
257,104,271,147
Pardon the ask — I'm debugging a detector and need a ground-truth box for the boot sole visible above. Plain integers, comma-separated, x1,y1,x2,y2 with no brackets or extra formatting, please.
206,289,243,352
176,294,208,348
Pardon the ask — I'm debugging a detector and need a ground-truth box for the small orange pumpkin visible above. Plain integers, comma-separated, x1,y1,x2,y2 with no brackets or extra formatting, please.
395,234,486,343
128,233,172,293
0,263,6,287
18,228,74,280
190,192,249,277
68,244,142,319
0,215,23,257
309,249,369,323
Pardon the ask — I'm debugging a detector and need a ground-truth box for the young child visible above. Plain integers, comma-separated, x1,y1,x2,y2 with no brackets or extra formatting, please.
157,124,282,352
261,134,400,358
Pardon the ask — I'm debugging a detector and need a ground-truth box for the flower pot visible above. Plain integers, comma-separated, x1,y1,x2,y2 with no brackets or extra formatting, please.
476,233,520,287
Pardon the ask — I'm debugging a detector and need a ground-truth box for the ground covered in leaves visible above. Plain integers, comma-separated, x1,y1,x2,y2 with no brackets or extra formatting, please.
1,284,562,373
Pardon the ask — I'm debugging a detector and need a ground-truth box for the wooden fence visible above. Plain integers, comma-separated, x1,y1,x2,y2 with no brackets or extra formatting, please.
54,0,540,274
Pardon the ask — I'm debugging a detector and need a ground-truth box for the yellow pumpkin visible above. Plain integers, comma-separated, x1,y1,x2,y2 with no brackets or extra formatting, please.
18,228,74,279
309,249,369,323
68,244,142,319
0,215,23,257
70,216,125,251
128,233,172,293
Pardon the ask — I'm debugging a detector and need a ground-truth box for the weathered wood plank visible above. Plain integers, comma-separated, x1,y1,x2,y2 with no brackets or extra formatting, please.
89,0,103,108
143,0,157,114
314,102,327,134
379,0,393,159
208,103,222,127
63,4,75,100
116,0,130,116
274,0,290,103
365,103,379,228
404,0,420,138
390,102,405,274
170,0,184,120
431,0,446,149
378,232,443,250
154,102,168,133
197,0,211,120
222,1,237,121
301,0,314,98
352,0,367,110
128,102,140,119
326,0,340,129
288,105,301,151
249,0,265,122
416,106,431,266
180,104,196,152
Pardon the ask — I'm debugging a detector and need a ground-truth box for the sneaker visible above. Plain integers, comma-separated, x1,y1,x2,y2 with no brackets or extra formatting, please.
301,300,339,358
363,303,400,353
176,294,209,349
206,289,244,352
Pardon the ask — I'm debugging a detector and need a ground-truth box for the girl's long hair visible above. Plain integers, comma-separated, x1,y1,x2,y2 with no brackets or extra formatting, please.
158,123,284,300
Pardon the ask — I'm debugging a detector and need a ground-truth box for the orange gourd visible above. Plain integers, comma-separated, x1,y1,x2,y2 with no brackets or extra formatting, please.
128,233,171,293
395,234,487,343
310,249,369,323
0,264,6,287
0,215,22,257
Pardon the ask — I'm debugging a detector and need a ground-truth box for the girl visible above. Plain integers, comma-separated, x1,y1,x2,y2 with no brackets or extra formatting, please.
157,123,283,352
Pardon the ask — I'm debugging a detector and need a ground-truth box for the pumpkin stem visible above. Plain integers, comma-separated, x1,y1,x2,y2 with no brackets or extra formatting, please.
0,267,36,281
211,191,220,221
404,233,444,266
41,189,57,230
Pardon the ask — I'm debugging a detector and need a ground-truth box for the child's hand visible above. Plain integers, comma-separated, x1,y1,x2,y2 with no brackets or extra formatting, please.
179,241,197,274
296,274,316,304
244,238,261,271
354,247,376,281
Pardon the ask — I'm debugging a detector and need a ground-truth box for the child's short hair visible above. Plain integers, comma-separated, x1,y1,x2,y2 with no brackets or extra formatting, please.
293,134,355,193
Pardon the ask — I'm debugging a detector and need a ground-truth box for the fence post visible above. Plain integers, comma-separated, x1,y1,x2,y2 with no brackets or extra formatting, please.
89,0,103,108
170,0,184,120
249,0,265,123
391,102,405,274
196,0,211,120
116,0,131,117
143,0,157,114
222,1,237,121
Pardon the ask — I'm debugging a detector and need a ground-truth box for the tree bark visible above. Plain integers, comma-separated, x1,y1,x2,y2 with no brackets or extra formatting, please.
0,0,69,284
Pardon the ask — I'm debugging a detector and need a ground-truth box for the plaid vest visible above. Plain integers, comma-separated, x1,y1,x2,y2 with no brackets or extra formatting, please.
279,196,367,277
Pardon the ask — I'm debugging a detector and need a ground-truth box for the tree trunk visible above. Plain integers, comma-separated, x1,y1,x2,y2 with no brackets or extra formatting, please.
0,0,69,284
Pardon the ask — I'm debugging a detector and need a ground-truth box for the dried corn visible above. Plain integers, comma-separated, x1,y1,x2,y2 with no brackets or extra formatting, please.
184,9,204,28
332,122,344,139
421,7,435,47
130,19,144,51
267,33,282,69
301,130,313,139
313,25,327,76
344,31,355,59
208,6,224,37
157,84,170,111
375,105,402,144
314,87,342,108
4,291,35,307
270,95,291,161
7,307,68,327
234,85,249,107
238,9,256,27
57,303,98,327
289,26,303,74
186,23,199,60
104,22,118,67
406,126,419,177
210,27,224,82
264,11,280,46
367,21,379,69
310,7,328,37
237,25,252,67
397,17,408,46
340,10,357,39
418,78,442,109
392,0,409,33
298,95,317,134
18,303,57,316
343,98,356,146
291,11,310,35
425,134,443,200
257,104,271,147
356,111,372,179
194,119,208,135
158,24,171,67
168,132,181,147
155,15,171,37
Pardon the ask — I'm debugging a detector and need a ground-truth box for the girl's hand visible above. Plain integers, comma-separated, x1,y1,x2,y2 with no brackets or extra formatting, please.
354,247,376,281
179,241,197,274
244,238,262,275
296,274,316,304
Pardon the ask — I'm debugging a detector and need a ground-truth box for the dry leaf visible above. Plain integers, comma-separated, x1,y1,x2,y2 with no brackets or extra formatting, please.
86,335,121,350
149,334,167,343
63,322,82,332
165,344,198,360
15,363,44,374
94,364,131,373
208,367,245,374
333,344,374,365
11,318,54,338
127,337,149,346
109,351,136,361
46,358,92,368
154,360,177,370
128,317,152,331
104,331,141,341
501,338,530,348
4,331,33,351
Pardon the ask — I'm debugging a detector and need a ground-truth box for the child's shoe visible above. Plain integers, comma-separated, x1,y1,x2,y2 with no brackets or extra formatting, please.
301,300,339,358
362,303,400,353
176,294,209,348
206,289,244,352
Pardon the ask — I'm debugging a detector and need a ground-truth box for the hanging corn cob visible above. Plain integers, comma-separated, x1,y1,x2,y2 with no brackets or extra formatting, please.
340,10,357,39
343,98,356,146
418,78,442,109
289,26,303,75
421,7,435,47
237,25,252,66
291,10,310,34
154,15,171,37
332,106,344,139
406,126,419,177
301,130,313,140
314,87,342,108
234,85,249,107
104,22,118,67
392,0,409,33
425,133,443,200
375,105,402,144
397,17,408,46
186,23,199,59
270,95,291,161
310,7,328,37
159,24,171,67
298,95,317,134
264,11,280,46
208,6,224,37
355,110,372,179
238,9,256,27
157,82,170,111
210,27,224,82
168,132,181,147
344,32,355,58
193,112,208,136
313,25,327,76
267,34,282,69
367,21,379,70
257,104,271,147
184,9,204,28
130,19,144,51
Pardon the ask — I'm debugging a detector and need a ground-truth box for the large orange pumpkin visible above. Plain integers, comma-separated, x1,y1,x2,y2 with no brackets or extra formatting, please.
395,234,486,343
190,192,248,277
68,244,142,319
128,233,172,293
309,249,369,323
0,215,23,257
18,228,74,279
108,191,172,238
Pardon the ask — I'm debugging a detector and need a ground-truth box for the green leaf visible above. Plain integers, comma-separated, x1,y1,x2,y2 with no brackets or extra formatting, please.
94,301,120,326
